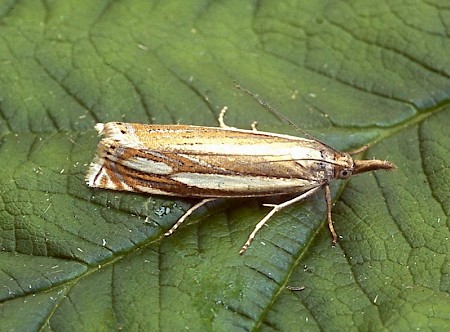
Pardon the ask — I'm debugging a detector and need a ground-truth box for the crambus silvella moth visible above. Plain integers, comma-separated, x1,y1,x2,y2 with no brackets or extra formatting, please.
86,94,396,254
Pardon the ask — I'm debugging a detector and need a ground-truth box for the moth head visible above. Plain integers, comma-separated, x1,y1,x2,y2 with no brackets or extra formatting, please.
334,153,396,179
334,153,354,180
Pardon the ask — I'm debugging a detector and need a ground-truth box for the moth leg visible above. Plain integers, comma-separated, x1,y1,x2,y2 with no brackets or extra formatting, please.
219,106,257,131
218,106,236,129
239,186,322,254
251,121,258,132
164,198,216,236
324,184,339,245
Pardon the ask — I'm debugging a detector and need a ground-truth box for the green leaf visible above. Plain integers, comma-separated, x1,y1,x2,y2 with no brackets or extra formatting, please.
1,1,449,331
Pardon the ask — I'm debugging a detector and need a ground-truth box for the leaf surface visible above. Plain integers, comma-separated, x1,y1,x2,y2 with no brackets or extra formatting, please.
0,1,449,331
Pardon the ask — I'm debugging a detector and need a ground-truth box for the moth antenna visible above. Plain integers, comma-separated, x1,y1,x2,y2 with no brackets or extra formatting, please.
234,83,307,134
234,83,341,153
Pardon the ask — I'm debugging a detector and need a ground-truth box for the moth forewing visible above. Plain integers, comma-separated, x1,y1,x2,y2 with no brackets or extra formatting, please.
86,111,396,254
87,122,336,197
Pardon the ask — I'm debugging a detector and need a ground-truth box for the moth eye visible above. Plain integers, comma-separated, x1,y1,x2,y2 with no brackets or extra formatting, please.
339,169,352,179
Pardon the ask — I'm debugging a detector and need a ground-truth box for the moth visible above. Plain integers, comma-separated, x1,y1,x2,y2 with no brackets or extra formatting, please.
86,107,396,254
